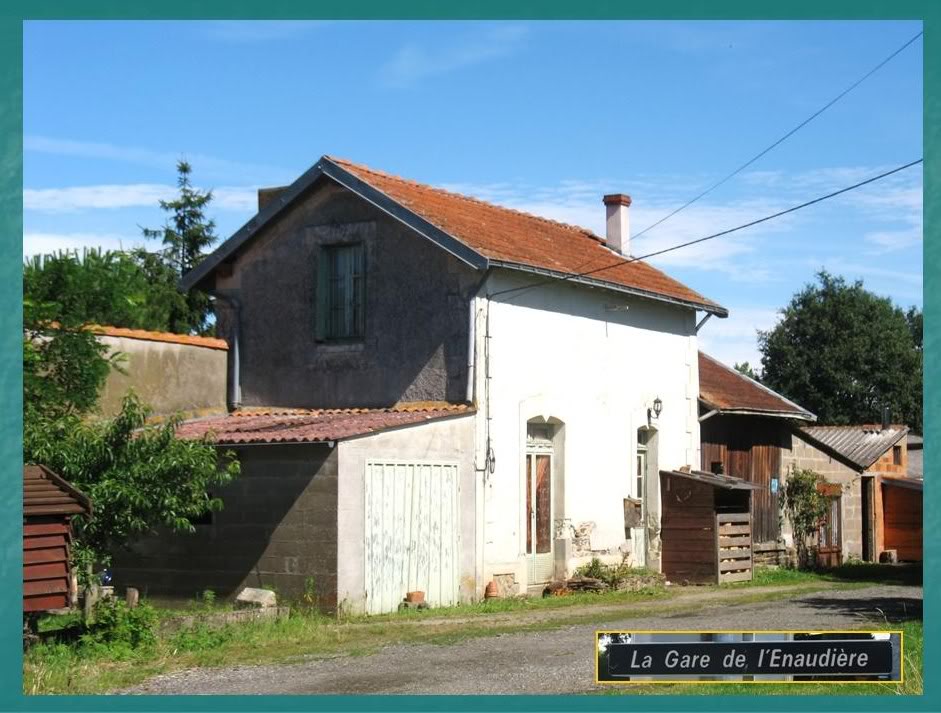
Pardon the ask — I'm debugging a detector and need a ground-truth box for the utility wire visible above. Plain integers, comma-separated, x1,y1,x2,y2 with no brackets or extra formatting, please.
490,158,923,300
630,30,924,243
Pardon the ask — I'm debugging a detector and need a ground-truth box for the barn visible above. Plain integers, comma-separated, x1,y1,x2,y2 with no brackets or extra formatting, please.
23,465,91,614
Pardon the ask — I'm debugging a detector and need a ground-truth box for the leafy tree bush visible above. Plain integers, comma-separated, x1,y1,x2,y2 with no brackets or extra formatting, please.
142,160,217,335
781,467,830,569
759,271,922,432
81,599,158,653
24,393,240,571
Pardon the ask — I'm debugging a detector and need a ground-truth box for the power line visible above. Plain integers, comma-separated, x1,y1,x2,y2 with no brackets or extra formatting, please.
630,30,924,243
490,158,923,300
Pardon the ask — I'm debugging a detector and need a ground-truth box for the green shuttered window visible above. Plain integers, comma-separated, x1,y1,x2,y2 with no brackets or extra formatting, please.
316,243,365,340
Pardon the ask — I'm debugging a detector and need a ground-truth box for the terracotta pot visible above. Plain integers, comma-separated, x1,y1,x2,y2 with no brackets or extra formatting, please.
405,591,425,604
484,580,499,599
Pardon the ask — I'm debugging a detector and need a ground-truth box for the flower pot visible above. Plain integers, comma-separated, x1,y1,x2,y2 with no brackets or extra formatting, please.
484,580,499,599
405,591,425,604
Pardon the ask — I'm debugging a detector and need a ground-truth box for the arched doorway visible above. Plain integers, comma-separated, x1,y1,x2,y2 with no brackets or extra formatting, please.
525,419,563,584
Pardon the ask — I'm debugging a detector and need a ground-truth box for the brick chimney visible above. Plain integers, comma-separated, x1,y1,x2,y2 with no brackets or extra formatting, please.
603,193,632,256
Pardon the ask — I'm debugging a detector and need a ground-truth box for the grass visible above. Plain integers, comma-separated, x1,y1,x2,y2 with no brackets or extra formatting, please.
734,563,922,589
24,565,920,695
597,620,923,696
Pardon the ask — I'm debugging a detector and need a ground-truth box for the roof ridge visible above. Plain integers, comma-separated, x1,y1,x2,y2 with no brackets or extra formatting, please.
699,350,815,419
326,155,605,243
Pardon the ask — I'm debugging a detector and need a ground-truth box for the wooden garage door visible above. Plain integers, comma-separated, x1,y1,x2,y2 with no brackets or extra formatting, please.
365,461,459,615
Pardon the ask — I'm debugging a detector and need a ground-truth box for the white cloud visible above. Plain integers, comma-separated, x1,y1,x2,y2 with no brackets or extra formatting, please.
24,136,290,183
24,184,260,213
23,231,147,258
379,25,528,88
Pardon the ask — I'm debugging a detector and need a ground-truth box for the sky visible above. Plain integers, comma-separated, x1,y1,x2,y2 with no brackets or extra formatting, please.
23,20,923,368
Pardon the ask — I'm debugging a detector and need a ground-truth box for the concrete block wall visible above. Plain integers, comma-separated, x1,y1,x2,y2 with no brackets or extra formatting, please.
782,435,863,560
114,443,339,606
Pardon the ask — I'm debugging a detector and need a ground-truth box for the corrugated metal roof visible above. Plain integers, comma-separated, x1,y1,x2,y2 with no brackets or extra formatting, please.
798,425,909,471
24,465,92,517
881,476,923,492
698,351,815,420
175,403,474,445
660,468,762,491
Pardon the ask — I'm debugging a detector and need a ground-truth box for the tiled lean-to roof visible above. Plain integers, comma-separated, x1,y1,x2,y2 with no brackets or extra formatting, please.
175,403,474,445
698,351,815,421
182,155,726,316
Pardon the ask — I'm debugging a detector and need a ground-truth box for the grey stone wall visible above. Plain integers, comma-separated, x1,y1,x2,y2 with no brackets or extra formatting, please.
214,180,480,409
782,434,863,560
113,443,339,607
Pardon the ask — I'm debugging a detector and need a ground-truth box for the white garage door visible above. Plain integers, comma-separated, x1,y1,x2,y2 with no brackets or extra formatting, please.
364,461,460,615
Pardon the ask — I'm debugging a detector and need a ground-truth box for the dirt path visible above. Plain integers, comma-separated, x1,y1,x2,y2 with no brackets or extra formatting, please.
125,583,920,695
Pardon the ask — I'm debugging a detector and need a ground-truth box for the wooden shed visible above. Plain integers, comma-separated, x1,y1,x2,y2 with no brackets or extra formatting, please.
23,465,91,614
880,477,922,562
659,469,761,584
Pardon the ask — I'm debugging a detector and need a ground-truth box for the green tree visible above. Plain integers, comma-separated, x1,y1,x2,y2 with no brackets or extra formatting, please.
906,306,923,351
23,248,185,332
781,467,830,569
24,393,240,571
758,271,922,432
733,361,758,380
142,160,217,334
23,299,115,422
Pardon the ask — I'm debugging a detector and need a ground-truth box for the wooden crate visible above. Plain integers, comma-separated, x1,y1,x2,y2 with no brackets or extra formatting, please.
715,512,753,584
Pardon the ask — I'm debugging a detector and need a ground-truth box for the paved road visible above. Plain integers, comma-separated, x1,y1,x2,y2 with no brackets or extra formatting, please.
126,584,920,695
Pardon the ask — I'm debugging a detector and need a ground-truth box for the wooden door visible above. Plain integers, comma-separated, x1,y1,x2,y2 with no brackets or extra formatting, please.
817,496,842,568
526,453,553,583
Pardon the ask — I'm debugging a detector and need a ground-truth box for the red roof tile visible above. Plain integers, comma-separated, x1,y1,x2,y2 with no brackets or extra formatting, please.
328,157,725,314
698,351,814,420
175,404,473,445
87,325,228,350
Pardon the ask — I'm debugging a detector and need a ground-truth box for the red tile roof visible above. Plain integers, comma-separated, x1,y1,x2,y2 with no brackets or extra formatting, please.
328,157,725,314
175,403,473,445
87,325,228,351
698,351,815,420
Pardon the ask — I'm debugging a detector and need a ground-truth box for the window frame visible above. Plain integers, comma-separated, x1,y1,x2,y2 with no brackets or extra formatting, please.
316,242,366,342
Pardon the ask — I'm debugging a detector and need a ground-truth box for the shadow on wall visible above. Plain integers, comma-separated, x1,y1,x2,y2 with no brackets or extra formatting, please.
111,444,339,608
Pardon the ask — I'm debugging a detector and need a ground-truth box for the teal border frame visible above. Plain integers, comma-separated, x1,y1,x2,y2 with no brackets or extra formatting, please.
2,2,935,711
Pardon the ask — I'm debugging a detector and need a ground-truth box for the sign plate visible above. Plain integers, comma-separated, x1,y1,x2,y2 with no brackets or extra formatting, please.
607,640,893,677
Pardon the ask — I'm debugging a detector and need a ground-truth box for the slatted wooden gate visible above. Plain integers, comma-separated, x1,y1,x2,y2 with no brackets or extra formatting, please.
364,461,459,615
715,512,753,584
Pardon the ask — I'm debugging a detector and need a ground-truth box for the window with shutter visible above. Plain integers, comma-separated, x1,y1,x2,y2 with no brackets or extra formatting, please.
316,243,365,340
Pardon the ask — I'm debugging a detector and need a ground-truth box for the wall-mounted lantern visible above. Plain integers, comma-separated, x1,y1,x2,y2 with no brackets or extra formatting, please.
648,397,663,423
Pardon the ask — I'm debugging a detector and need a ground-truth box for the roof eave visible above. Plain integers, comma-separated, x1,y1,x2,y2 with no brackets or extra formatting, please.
697,400,817,422
490,260,729,317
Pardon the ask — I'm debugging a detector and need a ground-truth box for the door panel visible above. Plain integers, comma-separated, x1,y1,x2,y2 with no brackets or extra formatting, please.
365,461,459,614
535,455,552,554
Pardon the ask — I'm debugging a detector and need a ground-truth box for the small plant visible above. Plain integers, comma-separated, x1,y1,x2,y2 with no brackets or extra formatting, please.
199,589,216,608
80,599,157,655
575,557,609,581
782,466,830,570
301,577,319,609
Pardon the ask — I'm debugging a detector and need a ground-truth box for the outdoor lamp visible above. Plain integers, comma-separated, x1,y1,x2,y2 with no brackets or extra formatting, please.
652,397,663,419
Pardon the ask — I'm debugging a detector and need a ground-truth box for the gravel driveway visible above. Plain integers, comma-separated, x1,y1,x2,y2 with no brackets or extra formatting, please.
125,584,920,695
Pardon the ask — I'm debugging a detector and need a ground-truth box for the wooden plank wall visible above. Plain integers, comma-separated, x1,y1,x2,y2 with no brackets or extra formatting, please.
660,475,716,584
23,518,72,612
882,485,922,562
716,512,753,583
701,415,789,543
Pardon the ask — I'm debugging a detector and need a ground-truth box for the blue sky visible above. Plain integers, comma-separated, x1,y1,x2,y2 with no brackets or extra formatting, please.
23,20,923,367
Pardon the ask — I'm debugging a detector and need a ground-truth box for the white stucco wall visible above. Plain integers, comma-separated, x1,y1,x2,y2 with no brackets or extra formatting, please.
336,414,477,613
474,270,702,592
